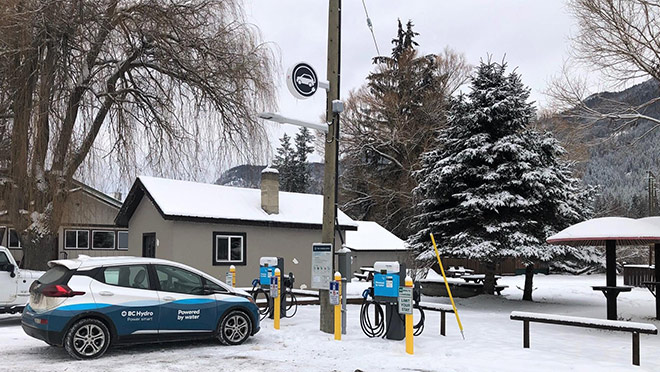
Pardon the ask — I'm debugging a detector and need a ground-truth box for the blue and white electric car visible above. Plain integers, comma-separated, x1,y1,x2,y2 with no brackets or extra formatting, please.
22,256,260,359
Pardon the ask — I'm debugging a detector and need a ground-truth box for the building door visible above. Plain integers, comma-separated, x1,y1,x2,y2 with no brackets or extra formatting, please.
142,233,156,258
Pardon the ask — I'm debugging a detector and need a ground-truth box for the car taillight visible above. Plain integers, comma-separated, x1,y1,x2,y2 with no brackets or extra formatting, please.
40,284,85,297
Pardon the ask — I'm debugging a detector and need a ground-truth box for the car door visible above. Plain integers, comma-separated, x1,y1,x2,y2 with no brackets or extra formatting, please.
89,264,160,342
0,251,17,304
154,265,217,338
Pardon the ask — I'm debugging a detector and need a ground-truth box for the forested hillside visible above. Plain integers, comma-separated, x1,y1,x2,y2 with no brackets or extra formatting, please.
545,79,660,218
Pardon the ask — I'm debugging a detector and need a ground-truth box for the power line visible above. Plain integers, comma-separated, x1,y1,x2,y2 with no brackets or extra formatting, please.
361,0,380,56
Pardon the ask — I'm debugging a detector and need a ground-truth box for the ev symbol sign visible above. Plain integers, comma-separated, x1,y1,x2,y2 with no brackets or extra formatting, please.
270,276,279,298
287,62,318,100
329,281,340,305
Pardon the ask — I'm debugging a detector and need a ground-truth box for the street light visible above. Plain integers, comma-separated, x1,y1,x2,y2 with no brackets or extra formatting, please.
258,112,329,133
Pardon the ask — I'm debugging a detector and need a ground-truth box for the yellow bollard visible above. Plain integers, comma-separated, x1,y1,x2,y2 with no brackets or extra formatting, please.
334,272,341,341
229,265,236,287
274,268,281,330
405,276,414,355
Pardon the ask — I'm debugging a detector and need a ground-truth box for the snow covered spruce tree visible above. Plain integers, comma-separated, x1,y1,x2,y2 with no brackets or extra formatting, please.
273,134,296,192
407,59,594,299
273,128,314,193
292,127,314,192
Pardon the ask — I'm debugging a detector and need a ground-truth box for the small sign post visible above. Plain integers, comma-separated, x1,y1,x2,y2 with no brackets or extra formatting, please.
273,269,281,330
225,272,233,286
331,272,341,340
402,276,414,355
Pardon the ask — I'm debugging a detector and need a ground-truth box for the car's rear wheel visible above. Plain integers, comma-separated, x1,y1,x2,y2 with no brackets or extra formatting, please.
217,310,252,345
64,318,111,359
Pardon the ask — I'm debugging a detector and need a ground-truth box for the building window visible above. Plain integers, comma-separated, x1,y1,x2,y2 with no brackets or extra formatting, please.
117,231,129,250
9,228,22,249
213,232,246,266
65,229,89,250
92,230,115,250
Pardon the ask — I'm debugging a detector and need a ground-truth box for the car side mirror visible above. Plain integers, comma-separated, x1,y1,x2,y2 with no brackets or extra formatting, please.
4,263,16,278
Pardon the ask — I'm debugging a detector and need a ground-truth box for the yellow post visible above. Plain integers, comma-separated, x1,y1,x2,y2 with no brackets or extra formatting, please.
274,268,281,330
334,272,341,340
430,233,465,339
405,276,414,355
229,265,236,287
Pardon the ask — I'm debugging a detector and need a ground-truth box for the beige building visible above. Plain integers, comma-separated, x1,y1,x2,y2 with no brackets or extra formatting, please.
0,180,126,263
115,171,359,288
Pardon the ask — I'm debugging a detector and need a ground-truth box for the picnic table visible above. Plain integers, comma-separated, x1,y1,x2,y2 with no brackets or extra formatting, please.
461,274,502,284
354,267,375,281
445,266,474,277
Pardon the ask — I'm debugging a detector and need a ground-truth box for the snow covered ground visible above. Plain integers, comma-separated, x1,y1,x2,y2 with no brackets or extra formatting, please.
2,274,660,371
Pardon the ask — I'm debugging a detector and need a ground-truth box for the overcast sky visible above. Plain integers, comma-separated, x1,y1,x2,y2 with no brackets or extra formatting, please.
245,1,581,162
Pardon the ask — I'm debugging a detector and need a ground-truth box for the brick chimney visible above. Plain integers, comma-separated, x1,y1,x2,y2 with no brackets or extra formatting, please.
261,167,279,214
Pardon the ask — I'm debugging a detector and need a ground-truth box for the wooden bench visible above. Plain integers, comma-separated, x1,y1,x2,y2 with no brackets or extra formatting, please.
510,311,658,366
353,272,369,281
418,302,455,336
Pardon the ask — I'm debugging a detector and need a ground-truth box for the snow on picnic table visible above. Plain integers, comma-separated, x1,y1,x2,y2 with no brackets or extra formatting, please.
3,274,660,371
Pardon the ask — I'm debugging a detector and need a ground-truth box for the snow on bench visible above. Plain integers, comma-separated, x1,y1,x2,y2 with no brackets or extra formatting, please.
510,311,658,366
418,302,455,336
418,302,454,313
510,311,658,333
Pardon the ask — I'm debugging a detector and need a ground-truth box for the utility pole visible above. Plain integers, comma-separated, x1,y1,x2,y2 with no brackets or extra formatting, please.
649,171,657,267
320,0,341,334
648,171,656,217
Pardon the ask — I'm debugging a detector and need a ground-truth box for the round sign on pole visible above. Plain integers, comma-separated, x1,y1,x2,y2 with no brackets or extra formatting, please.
287,62,318,99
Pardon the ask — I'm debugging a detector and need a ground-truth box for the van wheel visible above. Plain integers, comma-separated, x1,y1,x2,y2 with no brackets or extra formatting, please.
64,318,110,359
217,310,252,345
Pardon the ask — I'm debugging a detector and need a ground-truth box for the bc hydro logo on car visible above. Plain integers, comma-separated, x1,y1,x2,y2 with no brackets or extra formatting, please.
22,256,260,359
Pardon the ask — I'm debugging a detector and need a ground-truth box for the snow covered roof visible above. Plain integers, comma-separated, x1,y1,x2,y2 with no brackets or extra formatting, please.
547,217,660,246
115,176,358,230
344,221,407,251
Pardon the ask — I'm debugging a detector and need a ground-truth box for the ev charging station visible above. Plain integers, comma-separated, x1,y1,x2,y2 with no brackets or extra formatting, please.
373,261,406,340
258,257,286,319
254,256,298,320
360,261,425,340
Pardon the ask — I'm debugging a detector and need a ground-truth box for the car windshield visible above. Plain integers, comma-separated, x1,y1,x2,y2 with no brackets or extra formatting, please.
38,265,70,284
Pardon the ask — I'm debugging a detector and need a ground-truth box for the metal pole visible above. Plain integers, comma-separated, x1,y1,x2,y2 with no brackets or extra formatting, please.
606,239,617,320
320,0,341,334
655,243,660,320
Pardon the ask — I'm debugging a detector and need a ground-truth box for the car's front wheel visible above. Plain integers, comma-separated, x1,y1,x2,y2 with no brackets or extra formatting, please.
218,310,252,345
64,318,111,359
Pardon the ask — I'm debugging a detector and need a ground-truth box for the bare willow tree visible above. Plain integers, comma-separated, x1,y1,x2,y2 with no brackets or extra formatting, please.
548,0,660,132
0,0,276,269
339,20,470,238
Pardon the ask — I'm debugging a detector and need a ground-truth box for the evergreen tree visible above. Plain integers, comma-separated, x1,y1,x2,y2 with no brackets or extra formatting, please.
292,127,314,192
407,59,595,298
340,19,470,238
273,128,314,193
273,134,296,192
